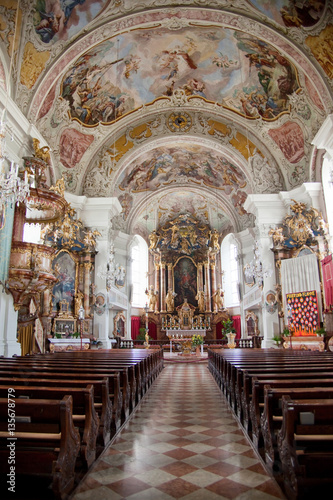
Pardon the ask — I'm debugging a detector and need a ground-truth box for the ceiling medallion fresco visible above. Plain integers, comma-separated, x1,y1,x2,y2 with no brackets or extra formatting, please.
60,25,300,127
116,143,249,195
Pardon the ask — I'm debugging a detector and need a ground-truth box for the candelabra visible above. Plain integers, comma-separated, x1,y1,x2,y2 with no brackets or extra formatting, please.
244,240,272,288
97,244,125,291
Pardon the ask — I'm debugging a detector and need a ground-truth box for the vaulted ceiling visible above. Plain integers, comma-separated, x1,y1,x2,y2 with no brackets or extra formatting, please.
1,0,332,243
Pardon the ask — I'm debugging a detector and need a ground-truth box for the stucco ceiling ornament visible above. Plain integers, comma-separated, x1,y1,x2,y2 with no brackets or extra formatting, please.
248,150,284,194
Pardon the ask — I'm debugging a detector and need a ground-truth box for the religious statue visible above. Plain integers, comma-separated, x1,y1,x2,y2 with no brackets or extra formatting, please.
166,288,176,313
75,290,84,317
212,285,224,312
33,137,51,163
210,229,220,250
149,230,159,250
195,290,205,313
146,285,158,312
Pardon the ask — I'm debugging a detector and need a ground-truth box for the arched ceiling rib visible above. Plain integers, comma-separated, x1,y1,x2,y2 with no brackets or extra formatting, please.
1,1,332,238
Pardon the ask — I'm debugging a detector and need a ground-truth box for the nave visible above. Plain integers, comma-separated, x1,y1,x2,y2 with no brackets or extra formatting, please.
71,363,285,500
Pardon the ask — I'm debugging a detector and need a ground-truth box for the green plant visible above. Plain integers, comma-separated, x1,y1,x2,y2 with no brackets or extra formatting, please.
315,327,326,336
72,331,80,338
221,318,236,337
55,333,62,339
136,328,152,341
282,327,291,337
272,335,283,345
192,334,204,347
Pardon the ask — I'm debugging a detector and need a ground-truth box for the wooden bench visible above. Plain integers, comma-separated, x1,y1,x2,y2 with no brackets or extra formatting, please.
260,384,333,473
0,376,112,448
250,377,333,453
0,395,80,500
0,384,99,468
277,396,333,499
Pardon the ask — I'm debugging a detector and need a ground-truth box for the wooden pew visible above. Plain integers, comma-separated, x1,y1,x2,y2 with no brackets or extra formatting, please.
250,377,333,452
0,384,99,468
277,396,333,499
0,376,111,447
0,395,80,500
260,385,333,473
0,367,123,434
239,367,333,432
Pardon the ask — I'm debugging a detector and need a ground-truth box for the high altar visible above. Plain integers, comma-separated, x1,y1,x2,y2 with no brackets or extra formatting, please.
145,214,230,341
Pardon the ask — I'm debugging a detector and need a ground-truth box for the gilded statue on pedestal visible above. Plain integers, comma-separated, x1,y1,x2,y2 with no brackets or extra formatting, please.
195,290,205,313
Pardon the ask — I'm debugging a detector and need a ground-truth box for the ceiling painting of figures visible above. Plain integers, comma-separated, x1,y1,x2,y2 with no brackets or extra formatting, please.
60,25,300,126
248,0,326,28
33,0,110,44
117,143,249,195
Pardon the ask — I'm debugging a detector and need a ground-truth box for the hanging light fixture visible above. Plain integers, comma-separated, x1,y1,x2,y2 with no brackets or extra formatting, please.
0,2,29,210
243,240,272,288
97,235,125,292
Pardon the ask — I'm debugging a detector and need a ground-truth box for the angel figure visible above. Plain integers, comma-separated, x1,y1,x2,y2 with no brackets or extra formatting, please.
33,138,51,163
149,230,159,250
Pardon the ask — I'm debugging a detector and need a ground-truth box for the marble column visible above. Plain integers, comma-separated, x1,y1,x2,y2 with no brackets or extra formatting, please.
167,263,173,291
204,261,211,312
154,262,160,312
160,263,166,312
198,263,204,291
84,260,92,317
210,263,217,312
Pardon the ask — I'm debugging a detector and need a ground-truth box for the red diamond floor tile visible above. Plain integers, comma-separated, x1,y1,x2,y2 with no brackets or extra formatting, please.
70,363,286,500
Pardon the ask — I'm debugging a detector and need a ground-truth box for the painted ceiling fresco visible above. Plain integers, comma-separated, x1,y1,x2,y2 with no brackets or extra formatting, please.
0,0,332,240
60,25,300,126
249,0,326,28
33,0,109,44
117,144,249,194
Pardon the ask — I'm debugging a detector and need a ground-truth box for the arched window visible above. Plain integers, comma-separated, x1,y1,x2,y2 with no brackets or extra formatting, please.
131,235,148,307
221,234,240,307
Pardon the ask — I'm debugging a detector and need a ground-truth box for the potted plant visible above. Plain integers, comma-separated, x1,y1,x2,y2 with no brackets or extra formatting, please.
315,327,326,337
272,335,283,347
221,318,236,337
221,318,237,348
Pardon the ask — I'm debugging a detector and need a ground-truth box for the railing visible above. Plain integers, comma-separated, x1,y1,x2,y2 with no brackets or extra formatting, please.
129,337,263,349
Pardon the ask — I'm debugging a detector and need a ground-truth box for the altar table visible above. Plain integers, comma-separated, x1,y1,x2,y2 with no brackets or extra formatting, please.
48,338,90,352
166,329,206,354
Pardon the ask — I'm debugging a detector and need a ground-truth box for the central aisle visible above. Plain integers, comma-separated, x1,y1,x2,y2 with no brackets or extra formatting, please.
71,363,285,500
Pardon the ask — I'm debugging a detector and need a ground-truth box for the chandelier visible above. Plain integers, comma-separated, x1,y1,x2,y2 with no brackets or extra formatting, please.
244,240,272,288
97,243,125,291
0,121,30,209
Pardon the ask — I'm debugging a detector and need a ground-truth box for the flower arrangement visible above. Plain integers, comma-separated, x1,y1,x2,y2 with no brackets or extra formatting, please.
192,334,204,347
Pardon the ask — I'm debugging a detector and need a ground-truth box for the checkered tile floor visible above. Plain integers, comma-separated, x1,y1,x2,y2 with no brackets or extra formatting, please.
71,363,285,500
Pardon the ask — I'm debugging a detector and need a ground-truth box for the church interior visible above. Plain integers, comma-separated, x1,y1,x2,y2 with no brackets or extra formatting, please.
1,1,333,499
